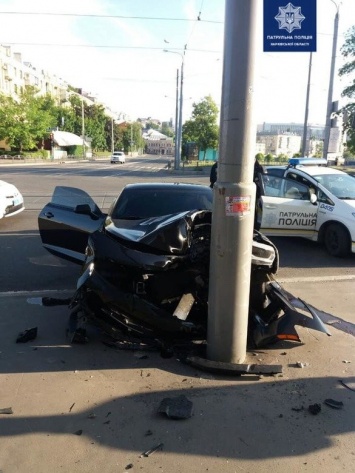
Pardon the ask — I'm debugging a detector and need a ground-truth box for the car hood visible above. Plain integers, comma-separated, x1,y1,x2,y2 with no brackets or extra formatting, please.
105,210,209,255
0,180,20,197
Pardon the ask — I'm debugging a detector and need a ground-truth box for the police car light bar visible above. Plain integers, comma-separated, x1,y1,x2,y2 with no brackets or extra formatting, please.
288,158,328,167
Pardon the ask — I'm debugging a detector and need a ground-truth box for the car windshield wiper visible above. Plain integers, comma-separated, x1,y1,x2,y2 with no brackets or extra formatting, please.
338,196,355,200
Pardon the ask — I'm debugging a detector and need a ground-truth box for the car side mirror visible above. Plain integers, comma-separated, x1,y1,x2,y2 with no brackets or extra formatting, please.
310,193,317,205
75,203,100,220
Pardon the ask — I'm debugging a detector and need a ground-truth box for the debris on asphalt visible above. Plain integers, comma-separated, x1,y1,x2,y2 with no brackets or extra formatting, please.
16,327,37,343
87,413,96,419
74,429,83,435
324,398,344,409
42,297,71,306
186,356,283,375
308,403,321,415
296,361,309,368
291,406,304,412
0,407,13,414
125,464,133,470
71,328,88,344
339,379,355,392
145,430,153,436
69,403,75,412
342,360,351,364
158,395,193,420
140,443,164,458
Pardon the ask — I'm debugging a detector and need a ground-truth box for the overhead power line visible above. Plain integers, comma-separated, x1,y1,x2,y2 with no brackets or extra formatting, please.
0,11,223,24
0,42,220,53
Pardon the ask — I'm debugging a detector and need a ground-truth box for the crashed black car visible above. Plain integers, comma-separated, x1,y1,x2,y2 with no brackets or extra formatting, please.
38,183,330,349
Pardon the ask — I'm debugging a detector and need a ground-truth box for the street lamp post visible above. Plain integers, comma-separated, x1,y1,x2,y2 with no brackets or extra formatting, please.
111,117,115,154
323,1,340,161
164,49,185,170
81,97,86,159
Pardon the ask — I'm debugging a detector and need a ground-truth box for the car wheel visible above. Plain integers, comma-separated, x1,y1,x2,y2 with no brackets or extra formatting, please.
324,223,350,257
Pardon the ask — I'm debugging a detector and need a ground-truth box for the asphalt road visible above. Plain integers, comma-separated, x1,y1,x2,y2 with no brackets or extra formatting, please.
1,156,354,295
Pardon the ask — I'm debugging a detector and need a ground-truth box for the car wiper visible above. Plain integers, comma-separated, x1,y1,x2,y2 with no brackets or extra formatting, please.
338,197,355,200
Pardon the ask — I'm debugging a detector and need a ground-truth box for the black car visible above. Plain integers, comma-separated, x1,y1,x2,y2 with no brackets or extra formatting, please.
38,183,214,264
38,182,329,348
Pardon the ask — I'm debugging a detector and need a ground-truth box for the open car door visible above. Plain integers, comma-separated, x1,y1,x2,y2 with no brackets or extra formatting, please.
257,175,318,239
38,186,106,264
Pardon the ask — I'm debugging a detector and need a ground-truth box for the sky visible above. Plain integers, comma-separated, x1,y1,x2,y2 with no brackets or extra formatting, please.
0,0,354,126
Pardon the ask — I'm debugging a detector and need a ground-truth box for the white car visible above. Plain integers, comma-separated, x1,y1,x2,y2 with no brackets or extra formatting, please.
257,158,355,257
0,179,25,219
110,151,125,164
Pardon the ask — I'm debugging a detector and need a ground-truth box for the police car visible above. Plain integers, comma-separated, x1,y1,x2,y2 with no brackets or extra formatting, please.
256,158,355,257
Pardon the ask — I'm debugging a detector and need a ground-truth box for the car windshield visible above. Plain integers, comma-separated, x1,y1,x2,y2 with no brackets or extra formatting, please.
112,187,213,219
313,173,355,200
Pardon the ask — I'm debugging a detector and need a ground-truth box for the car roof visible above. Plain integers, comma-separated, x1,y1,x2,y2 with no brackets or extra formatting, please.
122,182,211,191
294,166,347,177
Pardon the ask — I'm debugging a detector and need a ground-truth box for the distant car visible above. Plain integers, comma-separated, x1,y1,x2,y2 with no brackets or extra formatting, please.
0,179,25,219
257,158,355,256
110,151,125,164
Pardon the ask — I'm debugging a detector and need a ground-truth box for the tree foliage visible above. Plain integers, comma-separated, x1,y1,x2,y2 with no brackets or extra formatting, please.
339,26,355,154
182,95,219,160
0,87,57,151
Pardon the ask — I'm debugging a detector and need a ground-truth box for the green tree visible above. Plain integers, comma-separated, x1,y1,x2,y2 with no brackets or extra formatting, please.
339,26,355,154
182,95,219,160
265,153,274,164
0,87,57,151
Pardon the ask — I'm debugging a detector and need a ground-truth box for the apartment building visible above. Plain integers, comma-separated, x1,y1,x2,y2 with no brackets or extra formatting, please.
0,45,68,104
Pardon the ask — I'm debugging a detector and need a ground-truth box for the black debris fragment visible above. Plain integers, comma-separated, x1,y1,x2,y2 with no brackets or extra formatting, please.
158,395,193,420
291,406,304,412
71,328,88,344
125,464,133,470
308,403,321,415
324,399,344,409
140,443,163,458
339,379,355,392
69,403,75,412
16,327,37,343
0,407,13,414
74,429,83,435
42,297,71,306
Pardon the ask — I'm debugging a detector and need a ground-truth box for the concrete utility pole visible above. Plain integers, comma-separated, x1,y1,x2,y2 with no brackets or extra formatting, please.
207,0,260,363
174,69,179,169
323,1,340,160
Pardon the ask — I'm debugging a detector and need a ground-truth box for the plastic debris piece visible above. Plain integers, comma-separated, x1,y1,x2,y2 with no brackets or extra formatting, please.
140,443,163,458
308,403,321,415
42,297,71,306
74,429,83,435
324,398,344,409
158,395,193,420
16,327,37,343
339,379,355,392
0,407,13,414
71,328,88,344
296,361,309,368
291,406,304,412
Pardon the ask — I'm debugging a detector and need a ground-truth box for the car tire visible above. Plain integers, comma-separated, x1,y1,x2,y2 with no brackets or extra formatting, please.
324,223,350,257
